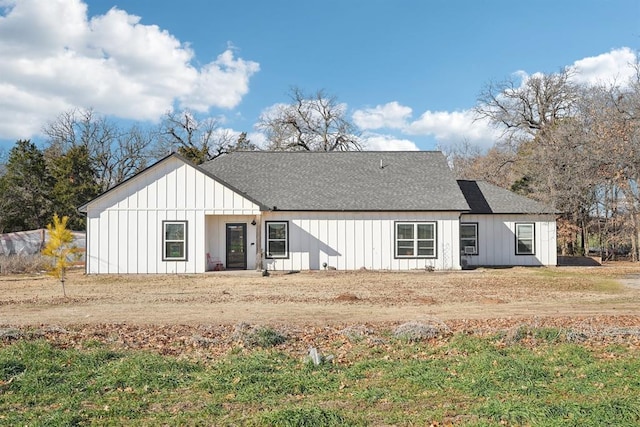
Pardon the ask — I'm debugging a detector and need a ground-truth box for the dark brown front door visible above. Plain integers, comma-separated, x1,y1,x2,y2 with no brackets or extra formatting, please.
226,223,247,270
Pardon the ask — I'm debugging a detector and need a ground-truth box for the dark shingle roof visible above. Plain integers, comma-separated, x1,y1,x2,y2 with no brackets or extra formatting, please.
457,180,554,214
200,151,470,211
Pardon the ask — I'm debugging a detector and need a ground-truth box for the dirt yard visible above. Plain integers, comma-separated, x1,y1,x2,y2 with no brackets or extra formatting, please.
1,265,639,328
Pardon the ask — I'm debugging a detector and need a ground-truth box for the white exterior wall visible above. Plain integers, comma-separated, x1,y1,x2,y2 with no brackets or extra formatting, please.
460,214,557,267
262,211,462,271
85,157,260,274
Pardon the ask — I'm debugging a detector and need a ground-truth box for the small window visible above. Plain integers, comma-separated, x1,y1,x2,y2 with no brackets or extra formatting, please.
460,223,478,255
266,221,288,258
163,221,187,261
516,223,535,255
395,222,436,258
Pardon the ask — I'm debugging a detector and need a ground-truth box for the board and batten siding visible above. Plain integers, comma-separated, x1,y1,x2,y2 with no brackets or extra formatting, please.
460,214,557,267
262,211,462,271
85,156,260,274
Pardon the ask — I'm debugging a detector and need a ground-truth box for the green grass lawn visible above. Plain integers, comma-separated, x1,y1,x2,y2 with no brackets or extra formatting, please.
2,329,640,426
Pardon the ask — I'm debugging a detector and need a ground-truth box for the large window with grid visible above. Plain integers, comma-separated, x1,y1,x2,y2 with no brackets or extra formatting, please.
395,222,436,258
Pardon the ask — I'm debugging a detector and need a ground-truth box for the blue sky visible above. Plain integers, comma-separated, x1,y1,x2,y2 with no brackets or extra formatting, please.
0,0,638,153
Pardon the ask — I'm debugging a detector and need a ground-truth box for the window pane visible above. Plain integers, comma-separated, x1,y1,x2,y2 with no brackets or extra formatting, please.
165,223,184,240
268,241,286,257
461,238,477,248
165,242,184,258
417,224,433,240
460,225,476,239
518,240,533,254
397,224,414,240
268,223,286,239
517,224,533,239
397,241,414,256
417,240,434,256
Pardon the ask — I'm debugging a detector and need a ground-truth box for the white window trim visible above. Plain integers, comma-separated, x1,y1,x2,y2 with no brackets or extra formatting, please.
266,221,289,259
460,223,478,256
163,221,187,261
515,223,535,255
395,222,437,259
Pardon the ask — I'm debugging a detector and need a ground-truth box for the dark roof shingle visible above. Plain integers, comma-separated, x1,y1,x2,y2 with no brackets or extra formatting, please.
200,151,470,211
457,180,554,214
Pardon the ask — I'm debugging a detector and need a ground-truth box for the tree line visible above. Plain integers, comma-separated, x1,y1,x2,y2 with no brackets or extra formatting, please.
448,65,640,260
0,88,361,232
2,72,640,262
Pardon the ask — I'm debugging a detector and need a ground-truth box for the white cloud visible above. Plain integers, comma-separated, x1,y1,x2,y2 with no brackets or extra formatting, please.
407,109,497,143
352,101,412,130
513,48,637,89
246,131,268,149
569,47,637,86
184,50,260,112
352,101,499,149
0,0,259,140
361,133,420,151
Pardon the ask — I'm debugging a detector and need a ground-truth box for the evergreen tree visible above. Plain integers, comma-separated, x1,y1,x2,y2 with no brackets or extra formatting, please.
48,144,100,230
0,140,53,232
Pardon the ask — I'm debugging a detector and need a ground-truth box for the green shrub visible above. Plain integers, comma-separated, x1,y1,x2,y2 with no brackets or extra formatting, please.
233,323,287,348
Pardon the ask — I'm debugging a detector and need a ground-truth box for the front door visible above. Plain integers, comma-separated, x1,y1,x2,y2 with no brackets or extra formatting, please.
226,223,247,270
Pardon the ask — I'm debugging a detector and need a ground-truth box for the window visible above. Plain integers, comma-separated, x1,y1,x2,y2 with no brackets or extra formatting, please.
266,221,288,258
460,223,478,255
516,223,535,255
395,222,436,258
163,221,187,261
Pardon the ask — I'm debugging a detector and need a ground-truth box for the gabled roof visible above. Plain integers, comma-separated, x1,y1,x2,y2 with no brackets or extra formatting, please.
78,152,268,213
457,180,554,214
79,151,554,215
200,151,470,211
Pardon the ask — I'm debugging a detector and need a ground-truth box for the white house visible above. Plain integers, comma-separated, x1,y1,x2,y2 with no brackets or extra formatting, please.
79,151,557,274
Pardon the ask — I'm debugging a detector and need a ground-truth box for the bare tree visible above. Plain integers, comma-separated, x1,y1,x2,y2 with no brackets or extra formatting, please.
589,75,640,260
43,108,153,191
475,69,579,144
474,69,596,254
258,87,361,151
442,139,518,189
155,110,237,164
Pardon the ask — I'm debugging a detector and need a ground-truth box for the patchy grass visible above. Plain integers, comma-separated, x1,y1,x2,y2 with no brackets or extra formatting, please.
2,265,640,326
2,329,640,426
531,267,625,292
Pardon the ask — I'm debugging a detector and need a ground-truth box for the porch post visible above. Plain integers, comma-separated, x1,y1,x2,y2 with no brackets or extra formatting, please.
254,214,263,270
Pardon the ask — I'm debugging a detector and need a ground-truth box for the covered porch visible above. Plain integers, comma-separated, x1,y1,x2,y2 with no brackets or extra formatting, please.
204,214,262,271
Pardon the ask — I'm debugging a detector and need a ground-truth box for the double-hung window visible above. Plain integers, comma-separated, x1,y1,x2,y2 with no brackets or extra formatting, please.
515,223,535,255
460,223,478,255
163,221,187,261
395,222,436,258
266,221,288,258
